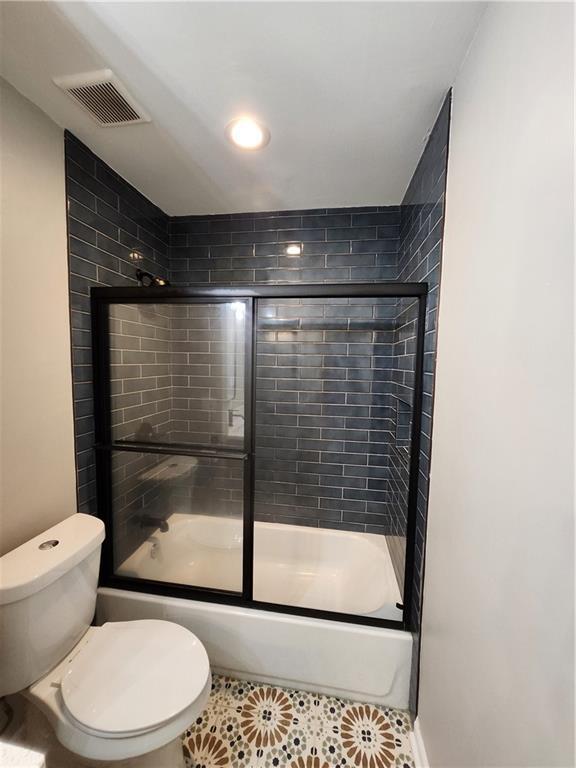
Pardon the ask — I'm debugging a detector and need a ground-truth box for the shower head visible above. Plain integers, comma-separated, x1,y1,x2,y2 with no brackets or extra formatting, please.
136,269,170,287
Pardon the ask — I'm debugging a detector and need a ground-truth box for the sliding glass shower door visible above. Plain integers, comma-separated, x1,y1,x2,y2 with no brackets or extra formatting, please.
102,299,251,593
252,297,420,621
92,284,426,630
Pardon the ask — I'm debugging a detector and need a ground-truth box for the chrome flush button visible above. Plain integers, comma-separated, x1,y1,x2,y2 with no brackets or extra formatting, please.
39,539,59,550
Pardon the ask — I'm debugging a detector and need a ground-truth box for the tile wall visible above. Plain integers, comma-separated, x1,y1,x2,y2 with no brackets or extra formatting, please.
65,131,169,516
397,94,451,711
254,297,418,534
169,208,400,286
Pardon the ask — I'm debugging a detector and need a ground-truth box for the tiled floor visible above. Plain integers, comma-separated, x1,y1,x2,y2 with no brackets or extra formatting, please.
182,675,414,768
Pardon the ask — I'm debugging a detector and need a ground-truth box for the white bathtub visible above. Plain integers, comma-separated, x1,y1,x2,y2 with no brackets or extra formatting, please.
97,589,412,709
101,514,412,709
116,513,402,620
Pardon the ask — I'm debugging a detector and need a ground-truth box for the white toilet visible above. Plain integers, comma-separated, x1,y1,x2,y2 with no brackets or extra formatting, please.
0,513,211,766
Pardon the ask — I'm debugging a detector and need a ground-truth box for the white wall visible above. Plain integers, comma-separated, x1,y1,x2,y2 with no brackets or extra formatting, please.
0,79,77,555
418,4,574,767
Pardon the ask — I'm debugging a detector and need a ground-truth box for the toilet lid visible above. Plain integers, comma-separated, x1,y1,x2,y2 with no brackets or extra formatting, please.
61,620,210,735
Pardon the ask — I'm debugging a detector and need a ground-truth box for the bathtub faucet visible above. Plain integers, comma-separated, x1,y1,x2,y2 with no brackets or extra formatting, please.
139,515,169,533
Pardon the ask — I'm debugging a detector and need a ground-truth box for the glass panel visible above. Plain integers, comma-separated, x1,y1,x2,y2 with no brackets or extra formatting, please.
109,302,246,449
253,296,420,619
112,450,244,592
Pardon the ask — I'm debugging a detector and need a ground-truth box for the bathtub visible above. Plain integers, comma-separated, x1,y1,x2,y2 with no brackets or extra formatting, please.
116,513,402,620
97,589,412,709
99,514,412,709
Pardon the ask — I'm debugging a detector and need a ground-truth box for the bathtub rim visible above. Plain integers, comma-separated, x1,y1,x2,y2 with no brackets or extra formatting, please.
99,571,406,632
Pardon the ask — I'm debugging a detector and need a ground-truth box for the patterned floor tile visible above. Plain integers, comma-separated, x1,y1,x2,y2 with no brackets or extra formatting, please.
216,676,262,712
182,675,414,768
182,703,224,768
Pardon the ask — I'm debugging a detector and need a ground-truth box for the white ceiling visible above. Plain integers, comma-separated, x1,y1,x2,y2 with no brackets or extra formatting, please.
0,1,483,215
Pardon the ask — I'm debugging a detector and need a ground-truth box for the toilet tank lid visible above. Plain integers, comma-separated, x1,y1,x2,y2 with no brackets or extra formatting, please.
0,514,105,605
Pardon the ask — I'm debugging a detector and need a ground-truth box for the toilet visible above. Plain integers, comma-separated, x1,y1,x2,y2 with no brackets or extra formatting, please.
0,514,211,766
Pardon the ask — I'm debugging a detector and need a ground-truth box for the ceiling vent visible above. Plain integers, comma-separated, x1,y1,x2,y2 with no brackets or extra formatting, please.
53,69,150,127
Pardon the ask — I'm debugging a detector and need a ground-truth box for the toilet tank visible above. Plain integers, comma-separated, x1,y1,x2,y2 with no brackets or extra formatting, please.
0,514,105,696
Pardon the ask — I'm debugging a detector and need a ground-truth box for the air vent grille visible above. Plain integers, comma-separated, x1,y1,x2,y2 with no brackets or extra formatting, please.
53,69,150,127
68,82,140,124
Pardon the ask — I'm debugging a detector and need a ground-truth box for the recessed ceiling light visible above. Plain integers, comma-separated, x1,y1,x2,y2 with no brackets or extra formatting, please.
226,117,270,150
285,244,302,256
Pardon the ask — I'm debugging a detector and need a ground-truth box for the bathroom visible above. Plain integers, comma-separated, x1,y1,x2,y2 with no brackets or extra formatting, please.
0,2,573,767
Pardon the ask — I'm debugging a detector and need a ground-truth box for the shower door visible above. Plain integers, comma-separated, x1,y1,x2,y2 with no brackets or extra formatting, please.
252,296,422,622
94,297,253,595
92,283,426,631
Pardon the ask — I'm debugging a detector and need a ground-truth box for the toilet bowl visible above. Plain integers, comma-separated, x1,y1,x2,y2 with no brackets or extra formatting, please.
25,620,211,762
0,514,211,766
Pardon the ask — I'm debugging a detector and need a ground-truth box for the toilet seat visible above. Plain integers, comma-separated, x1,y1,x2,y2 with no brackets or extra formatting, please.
60,619,210,738
24,620,212,761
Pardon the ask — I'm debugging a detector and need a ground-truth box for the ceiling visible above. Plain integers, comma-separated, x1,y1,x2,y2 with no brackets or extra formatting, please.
0,2,483,216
